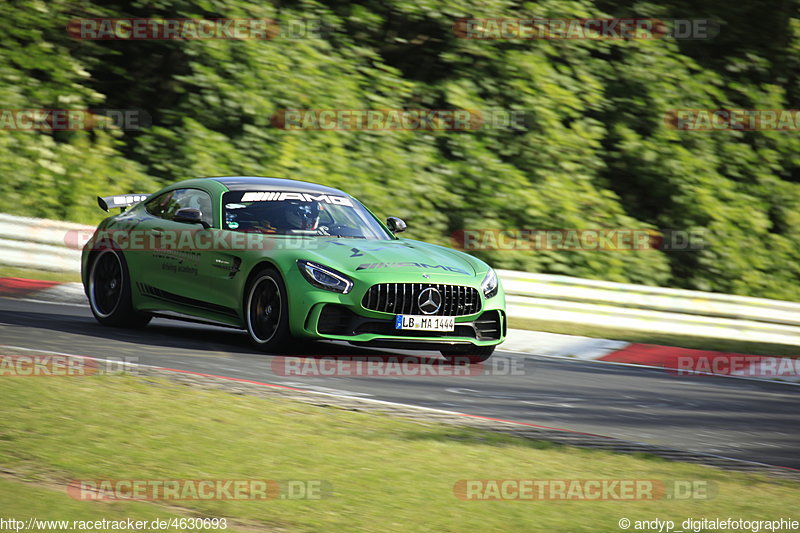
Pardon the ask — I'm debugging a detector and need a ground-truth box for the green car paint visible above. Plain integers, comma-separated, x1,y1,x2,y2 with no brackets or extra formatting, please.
82,177,506,360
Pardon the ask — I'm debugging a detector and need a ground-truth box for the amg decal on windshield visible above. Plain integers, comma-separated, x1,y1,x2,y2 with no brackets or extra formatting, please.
240,191,353,206
356,262,469,274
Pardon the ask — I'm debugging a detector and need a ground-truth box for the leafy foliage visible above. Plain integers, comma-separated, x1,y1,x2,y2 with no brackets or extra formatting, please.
1,0,798,300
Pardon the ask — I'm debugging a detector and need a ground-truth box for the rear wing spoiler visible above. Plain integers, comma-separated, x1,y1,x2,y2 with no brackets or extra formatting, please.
97,194,149,212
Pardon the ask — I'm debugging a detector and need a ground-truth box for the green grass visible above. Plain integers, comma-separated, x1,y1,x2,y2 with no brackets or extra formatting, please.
510,316,800,357
0,375,798,532
0,477,251,532
0,265,81,283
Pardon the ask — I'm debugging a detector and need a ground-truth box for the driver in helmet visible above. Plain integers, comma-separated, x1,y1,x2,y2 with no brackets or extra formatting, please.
283,200,320,232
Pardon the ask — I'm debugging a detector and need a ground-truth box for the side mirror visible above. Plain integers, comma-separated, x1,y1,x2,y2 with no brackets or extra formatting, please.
174,208,210,229
386,216,407,233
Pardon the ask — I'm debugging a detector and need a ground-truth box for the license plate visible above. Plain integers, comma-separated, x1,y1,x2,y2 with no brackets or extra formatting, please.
395,315,455,332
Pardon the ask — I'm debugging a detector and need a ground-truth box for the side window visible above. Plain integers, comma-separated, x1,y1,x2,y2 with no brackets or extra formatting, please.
145,189,213,227
145,191,176,219
170,189,214,227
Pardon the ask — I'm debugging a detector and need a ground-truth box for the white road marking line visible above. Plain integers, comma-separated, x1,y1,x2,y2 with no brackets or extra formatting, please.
0,344,457,414
278,382,373,397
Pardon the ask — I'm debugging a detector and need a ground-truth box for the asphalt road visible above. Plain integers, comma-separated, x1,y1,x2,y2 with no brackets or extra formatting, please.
1,297,798,468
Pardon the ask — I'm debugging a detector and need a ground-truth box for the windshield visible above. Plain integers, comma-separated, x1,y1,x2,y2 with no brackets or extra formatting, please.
222,190,392,240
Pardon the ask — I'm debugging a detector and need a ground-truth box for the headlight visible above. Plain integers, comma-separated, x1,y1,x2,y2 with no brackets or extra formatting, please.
481,269,498,299
298,260,353,294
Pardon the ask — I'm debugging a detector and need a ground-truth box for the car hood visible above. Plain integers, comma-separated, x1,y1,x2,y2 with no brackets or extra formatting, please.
300,237,481,277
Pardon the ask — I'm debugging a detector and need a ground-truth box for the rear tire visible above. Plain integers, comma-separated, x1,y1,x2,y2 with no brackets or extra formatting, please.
88,248,151,327
244,267,291,352
440,345,495,364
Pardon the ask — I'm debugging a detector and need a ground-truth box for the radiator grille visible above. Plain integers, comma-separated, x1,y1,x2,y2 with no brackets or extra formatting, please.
362,283,480,316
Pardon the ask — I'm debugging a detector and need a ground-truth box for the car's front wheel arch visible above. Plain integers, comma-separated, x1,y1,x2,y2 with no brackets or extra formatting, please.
243,263,292,352
241,260,284,323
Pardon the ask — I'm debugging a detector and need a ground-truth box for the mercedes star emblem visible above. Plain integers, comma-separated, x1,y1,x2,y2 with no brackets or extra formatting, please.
417,287,442,315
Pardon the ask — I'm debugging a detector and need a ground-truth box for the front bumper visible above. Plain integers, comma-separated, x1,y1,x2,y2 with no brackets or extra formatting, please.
310,304,505,349
285,267,507,349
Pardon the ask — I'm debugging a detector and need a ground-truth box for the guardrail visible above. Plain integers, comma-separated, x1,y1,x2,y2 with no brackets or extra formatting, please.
0,214,86,272
499,270,800,347
1,213,799,346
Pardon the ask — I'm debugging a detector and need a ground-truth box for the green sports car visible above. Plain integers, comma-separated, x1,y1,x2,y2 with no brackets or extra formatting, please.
81,177,506,362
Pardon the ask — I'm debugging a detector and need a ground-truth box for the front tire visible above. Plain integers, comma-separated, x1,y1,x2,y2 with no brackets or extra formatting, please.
244,267,291,352
88,248,151,327
440,344,495,364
